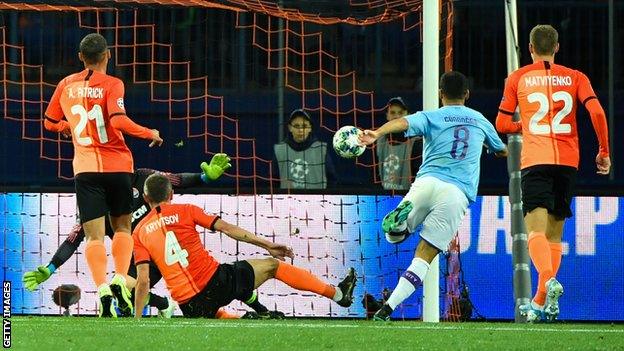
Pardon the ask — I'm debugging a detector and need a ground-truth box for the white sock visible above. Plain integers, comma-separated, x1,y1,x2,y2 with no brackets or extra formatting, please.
332,287,343,302
386,257,430,310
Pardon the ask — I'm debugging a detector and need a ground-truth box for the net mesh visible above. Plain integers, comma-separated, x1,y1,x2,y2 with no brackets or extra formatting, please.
1,0,453,188
1,0,457,318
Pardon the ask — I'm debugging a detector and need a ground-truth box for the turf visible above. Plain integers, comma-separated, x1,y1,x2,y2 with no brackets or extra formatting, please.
9,317,624,350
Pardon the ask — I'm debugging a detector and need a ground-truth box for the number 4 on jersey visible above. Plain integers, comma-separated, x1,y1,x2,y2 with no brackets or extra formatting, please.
165,231,189,268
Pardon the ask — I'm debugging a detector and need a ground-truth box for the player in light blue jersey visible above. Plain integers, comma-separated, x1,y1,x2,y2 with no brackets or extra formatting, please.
358,71,507,321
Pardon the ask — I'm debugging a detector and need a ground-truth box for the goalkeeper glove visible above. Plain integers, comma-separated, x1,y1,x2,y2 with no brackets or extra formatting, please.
201,153,232,181
23,265,52,292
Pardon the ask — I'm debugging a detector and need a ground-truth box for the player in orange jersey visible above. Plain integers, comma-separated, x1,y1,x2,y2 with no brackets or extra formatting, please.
44,33,163,317
132,173,357,318
496,25,610,322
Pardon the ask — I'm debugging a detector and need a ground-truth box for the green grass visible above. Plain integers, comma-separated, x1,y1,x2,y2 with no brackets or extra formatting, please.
9,317,624,351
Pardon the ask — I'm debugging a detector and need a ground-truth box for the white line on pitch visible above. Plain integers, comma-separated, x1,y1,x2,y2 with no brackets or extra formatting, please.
22,320,622,334
13,318,624,334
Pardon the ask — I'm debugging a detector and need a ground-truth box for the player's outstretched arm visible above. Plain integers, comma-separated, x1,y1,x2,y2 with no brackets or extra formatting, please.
200,153,232,181
133,263,150,319
22,266,52,292
213,219,294,261
22,224,86,291
109,115,163,147
359,117,409,146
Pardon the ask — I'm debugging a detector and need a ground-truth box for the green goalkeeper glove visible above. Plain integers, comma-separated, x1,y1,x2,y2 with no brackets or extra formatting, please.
23,265,52,292
201,153,232,181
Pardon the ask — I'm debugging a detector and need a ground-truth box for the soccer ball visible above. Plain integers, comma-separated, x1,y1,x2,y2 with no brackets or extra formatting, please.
333,126,365,158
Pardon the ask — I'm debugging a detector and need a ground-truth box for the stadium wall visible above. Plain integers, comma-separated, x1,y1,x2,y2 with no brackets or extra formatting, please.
2,193,622,321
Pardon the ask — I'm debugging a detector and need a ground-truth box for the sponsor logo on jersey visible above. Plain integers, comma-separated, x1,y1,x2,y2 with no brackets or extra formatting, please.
117,98,125,110
132,205,149,223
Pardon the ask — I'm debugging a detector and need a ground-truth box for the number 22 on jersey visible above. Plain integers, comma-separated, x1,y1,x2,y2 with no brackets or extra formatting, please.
527,91,573,135
165,231,189,268
71,104,109,146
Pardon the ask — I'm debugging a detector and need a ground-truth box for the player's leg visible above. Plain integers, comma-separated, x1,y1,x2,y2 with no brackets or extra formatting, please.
374,178,468,321
541,166,576,321
178,265,236,318
382,177,434,244
241,290,271,315
521,166,556,321
113,257,135,317
109,215,133,278
107,173,135,315
76,173,116,317
117,260,171,318
546,215,564,276
216,261,274,318
246,258,357,307
215,309,239,319
542,214,565,322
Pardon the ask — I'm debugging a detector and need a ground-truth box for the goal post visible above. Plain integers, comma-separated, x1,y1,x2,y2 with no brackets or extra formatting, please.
422,0,440,324
504,0,533,323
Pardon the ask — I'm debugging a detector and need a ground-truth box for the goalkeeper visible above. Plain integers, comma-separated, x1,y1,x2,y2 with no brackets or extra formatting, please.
22,154,272,317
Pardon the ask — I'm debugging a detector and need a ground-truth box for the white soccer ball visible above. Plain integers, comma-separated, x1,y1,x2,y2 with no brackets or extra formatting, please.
333,126,365,158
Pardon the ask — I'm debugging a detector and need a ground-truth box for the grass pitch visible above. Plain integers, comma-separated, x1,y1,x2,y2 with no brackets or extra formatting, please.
10,316,624,350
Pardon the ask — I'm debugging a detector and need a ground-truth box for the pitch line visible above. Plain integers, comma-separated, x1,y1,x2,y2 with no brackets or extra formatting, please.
13,318,624,334
64,320,624,334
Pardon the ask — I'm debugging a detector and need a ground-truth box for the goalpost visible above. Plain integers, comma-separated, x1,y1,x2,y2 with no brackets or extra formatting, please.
422,0,440,323
504,0,533,323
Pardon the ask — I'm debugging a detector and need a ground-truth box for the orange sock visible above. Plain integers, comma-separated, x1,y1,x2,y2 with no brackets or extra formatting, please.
112,232,134,277
275,261,336,299
85,240,107,287
215,309,239,319
549,242,563,277
528,231,554,306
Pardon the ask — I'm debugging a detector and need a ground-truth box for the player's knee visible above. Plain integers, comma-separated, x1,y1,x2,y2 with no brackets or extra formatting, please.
416,240,440,263
112,223,131,234
264,258,279,277
110,215,132,233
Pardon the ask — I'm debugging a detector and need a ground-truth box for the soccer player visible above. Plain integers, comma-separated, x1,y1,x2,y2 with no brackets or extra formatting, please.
376,97,422,190
358,71,507,321
22,156,246,318
495,25,610,322
132,173,357,318
44,33,163,317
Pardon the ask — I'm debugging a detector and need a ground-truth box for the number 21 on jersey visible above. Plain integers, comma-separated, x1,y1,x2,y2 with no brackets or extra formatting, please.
71,104,109,146
527,91,573,135
165,231,189,268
